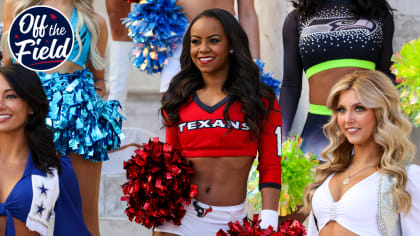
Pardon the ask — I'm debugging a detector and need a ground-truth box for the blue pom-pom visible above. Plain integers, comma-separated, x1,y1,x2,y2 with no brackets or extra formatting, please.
123,0,188,74
255,59,282,95
38,69,125,162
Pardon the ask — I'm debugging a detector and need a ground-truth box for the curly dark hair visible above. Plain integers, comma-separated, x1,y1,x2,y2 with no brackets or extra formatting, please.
291,0,393,19
0,64,61,174
161,8,275,138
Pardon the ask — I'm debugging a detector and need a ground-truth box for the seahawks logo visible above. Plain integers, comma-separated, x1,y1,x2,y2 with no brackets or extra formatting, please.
302,18,377,37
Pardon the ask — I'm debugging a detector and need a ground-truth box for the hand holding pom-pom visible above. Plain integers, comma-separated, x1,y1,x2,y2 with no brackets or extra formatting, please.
217,214,306,236
121,137,197,228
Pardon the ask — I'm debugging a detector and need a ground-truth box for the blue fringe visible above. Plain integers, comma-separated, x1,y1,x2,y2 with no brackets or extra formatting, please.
37,69,125,162
256,59,282,96
123,0,188,74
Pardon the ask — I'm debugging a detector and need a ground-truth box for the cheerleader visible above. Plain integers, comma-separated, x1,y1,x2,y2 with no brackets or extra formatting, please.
0,64,91,236
280,0,395,159
303,70,420,235
157,9,281,235
2,1,123,235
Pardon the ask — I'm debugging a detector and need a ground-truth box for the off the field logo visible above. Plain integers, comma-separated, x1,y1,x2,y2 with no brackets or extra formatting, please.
8,6,73,71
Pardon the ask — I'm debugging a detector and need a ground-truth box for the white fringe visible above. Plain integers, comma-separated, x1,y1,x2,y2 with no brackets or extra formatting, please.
26,218,48,236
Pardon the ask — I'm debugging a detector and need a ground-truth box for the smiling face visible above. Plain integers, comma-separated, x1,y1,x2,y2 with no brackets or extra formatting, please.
190,16,231,78
336,89,377,146
0,74,33,134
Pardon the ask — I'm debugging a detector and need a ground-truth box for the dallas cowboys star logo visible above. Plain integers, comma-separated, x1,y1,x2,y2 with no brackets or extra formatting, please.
39,184,48,196
37,203,45,216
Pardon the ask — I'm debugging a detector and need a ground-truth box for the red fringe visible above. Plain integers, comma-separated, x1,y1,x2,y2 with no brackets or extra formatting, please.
217,214,307,236
121,138,197,229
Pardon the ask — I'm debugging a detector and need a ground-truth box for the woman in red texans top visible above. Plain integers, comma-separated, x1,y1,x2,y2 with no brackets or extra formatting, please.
158,8,282,236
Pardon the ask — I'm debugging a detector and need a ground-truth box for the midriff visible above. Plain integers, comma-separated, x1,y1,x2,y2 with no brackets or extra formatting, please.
308,67,369,106
176,0,235,22
186,155,254,206
0,217,39,236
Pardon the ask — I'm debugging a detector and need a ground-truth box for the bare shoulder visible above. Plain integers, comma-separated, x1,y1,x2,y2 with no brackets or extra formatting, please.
3,0,26,31
94,13,108,35
3,0,22,19
91,13,108,57
4,0,21,9
94,13,107,28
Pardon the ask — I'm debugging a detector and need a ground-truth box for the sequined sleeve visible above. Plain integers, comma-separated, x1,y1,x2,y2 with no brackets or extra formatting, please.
375,10,396,84
279,10,303,138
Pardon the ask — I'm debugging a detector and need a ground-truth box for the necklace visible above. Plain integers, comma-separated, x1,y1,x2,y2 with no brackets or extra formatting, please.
343,164,377,185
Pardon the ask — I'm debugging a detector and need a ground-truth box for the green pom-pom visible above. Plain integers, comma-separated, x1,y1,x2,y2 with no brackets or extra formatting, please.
246,136,318,216
246,159,261,211
391,37,420,126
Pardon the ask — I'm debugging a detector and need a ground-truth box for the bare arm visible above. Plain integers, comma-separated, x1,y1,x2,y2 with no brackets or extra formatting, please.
260,187,281,229
237,0,260,59
261,187,280,211
86,14,108,98
2,0,20,65
105,0,131,41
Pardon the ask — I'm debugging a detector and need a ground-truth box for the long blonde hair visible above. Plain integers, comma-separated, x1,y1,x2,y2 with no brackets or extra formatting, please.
2,0,104,69
302,70,416,214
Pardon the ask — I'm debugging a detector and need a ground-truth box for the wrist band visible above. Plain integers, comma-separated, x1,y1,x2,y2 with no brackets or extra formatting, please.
260,209,278,229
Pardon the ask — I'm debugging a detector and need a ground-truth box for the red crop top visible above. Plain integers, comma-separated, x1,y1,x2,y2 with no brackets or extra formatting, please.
165,94,282,189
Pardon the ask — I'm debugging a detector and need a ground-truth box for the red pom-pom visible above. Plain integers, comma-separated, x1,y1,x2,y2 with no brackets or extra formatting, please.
217,214,307,236
121,138,197,229
125,0,140,3
278,218,307,236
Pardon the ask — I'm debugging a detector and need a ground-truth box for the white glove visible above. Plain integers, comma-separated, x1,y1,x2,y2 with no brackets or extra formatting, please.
260,209,278,230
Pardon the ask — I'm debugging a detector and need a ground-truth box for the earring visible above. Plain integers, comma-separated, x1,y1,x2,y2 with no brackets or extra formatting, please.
229,49,234,54
29,112,34,115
